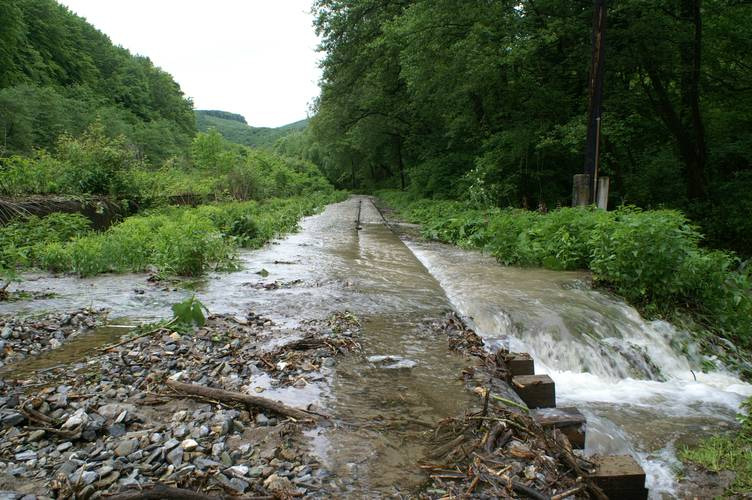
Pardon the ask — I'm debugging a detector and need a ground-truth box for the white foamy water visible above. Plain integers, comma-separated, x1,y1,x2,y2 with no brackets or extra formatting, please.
405,237,752,498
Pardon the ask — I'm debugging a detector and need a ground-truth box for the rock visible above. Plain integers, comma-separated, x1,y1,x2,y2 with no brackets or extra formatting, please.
169,332,181,342
14,451,37,461
227,465,249,477
27,430,45,442
264,474,295,495
248,466,264,478
167,446,183,467
255,413,269,425
114,439,139,457
95,470,120,488
62,408,88,429
181,438,198,452
97,403,136,420
81,470,97,485
56,442,73,452
163,438,180,451
211,442,224,457
1,326,11,339
107,424,126,438
49,339,62,349
0,411,24,427
173,424,189,438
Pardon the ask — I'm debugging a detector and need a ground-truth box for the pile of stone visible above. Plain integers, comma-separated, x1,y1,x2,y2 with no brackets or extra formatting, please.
0,311,360,498
0,308,108,369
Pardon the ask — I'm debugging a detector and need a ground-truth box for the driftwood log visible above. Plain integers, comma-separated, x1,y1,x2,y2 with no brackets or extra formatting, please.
105,485,224,500
165,380,323,422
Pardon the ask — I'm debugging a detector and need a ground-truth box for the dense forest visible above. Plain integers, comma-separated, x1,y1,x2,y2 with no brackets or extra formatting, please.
297,0,752,255
195,110,308,150
0,0,196,163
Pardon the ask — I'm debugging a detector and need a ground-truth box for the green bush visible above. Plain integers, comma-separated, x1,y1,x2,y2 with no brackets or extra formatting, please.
377,189,752,347
17,191,348,278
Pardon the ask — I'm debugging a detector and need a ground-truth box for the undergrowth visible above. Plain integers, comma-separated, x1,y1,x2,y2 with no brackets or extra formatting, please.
681,398,752,495
377,190,752,352
2,192,346,278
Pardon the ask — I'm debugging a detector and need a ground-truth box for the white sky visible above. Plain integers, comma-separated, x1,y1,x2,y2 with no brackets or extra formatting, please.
58,0,321,128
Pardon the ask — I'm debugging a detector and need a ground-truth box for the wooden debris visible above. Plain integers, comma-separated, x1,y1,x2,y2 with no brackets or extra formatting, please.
165,380,324,422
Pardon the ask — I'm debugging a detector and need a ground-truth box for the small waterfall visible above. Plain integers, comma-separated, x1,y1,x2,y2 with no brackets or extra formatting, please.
404,238,752,498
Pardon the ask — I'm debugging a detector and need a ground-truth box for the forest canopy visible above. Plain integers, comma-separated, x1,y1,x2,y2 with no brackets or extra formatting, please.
306,0,752,255
0,0,195,163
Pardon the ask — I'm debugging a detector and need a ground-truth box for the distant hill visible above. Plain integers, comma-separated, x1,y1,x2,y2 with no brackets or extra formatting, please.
195,110,308,149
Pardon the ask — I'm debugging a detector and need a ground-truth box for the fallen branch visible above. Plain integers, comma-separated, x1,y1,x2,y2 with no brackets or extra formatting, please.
165,380,324,422
105,484,224,500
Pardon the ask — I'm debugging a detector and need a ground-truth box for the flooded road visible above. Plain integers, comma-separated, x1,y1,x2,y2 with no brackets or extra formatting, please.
3,195,750,497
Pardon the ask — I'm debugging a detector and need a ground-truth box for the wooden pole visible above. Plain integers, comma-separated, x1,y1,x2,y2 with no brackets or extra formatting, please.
583,0,607,204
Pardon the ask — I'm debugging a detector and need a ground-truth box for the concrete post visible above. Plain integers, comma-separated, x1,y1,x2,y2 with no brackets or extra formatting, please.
572,174,591,207
597,176,610,210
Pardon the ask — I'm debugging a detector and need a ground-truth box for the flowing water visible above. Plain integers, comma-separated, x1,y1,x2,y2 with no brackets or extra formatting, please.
2,195,751,497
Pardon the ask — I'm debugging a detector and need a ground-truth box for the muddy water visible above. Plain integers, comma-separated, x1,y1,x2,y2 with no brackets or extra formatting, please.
405,236,752,498
1,197,475,496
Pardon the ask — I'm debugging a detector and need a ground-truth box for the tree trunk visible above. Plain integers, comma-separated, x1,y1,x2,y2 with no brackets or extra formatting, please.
395,136,406,190
679,0,707,200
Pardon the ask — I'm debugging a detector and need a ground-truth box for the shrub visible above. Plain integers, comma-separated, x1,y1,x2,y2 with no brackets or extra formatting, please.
378,190,752,347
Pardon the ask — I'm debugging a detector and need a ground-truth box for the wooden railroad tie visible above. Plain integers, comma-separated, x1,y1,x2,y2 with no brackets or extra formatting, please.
531,407,586,449
511,374,556,409
591,455,649,500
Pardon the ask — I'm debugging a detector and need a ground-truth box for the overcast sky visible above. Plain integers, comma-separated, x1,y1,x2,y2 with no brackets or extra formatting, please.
58,0,321,128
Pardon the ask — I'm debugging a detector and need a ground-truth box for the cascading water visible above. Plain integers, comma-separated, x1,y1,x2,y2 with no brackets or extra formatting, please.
404,237,752,497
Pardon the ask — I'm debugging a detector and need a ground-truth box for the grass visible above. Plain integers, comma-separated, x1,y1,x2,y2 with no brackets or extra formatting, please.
681,432,752,495
2,191,346,278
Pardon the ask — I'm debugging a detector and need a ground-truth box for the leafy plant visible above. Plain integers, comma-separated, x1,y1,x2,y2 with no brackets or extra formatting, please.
171,295,209,329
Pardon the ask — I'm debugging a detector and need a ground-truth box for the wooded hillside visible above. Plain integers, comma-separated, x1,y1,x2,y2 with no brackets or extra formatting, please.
0,0,195,162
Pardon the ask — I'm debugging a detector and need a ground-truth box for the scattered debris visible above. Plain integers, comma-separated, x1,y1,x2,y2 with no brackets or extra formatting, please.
0,310,361,497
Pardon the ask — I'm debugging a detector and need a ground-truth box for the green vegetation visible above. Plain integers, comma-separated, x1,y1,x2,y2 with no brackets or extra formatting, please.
0,1,342,288
306,1,752,256
378,190,752,351
681,398,752,495
1,193,344,279
195,110,308,150
0,0,194,162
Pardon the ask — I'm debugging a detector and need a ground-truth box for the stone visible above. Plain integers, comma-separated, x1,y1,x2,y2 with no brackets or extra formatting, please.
61,408,89,429
264,474,294,494
173,425,189,438
211,442,224,457
1,411,24,427
163,438,180,451
14,451,37,461
255,413,269,425
107,424,126,438
167,446,183,467
181,438,198,452
27,430,45,442
56,442,73,452
248,466,264,478
114,439,139,457
227,465,249,477
81,470,97,485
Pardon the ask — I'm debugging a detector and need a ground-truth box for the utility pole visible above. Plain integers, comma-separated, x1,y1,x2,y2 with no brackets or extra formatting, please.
580,0,607,205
